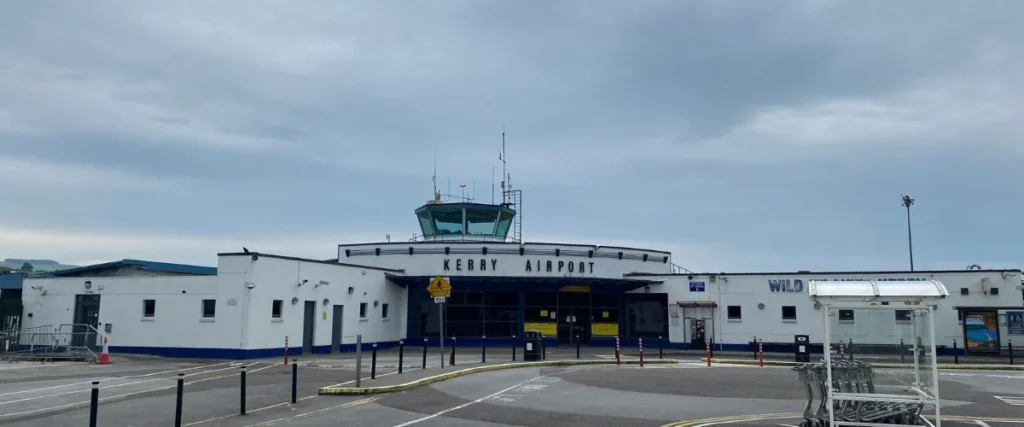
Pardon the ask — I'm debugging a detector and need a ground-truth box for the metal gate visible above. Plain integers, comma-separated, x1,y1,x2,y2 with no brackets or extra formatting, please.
0,300,21,333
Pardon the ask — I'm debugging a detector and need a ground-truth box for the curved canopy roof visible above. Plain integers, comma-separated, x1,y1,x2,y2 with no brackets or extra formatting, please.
808,279,949,303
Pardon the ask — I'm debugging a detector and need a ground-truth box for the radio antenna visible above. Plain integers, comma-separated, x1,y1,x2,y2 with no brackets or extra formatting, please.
491,164,495,204
499,126,507,204
432,146,438,200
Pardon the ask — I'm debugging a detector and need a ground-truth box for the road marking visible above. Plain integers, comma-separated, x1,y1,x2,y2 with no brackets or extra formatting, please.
974,421,993,427
0,360,239,398
388,369,578,427
0,363,277,419
994,396,1024,406
0,362,262,406
183,395,319,426
242,396,380,427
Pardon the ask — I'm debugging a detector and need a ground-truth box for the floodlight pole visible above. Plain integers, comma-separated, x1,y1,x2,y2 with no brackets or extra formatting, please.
902,194,915,271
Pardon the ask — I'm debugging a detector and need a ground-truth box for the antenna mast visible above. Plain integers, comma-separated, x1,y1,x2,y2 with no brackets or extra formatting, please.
500,126,507,204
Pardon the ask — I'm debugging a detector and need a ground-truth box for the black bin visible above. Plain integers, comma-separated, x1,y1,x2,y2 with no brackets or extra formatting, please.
794,335,810,362
524,330,543,361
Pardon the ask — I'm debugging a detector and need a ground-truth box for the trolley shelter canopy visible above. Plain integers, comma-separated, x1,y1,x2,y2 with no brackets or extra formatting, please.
808,279,949,307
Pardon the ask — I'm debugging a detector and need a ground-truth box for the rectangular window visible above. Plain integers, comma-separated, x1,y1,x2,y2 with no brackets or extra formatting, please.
359,302,368,319
381,303,390,319
782,306,797,321
272,300,283,319
201,299,216,318
838,310,855,322
895,310,912,322
726,305,741,320
142,299,156,318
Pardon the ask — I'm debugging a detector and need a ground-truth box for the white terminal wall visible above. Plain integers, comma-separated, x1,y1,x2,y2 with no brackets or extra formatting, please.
20,254,406,355
646,270,1022,346
337,242,673,278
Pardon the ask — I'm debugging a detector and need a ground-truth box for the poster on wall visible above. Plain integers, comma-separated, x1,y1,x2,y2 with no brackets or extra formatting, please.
1008,311,1024,335
963,311,1000,353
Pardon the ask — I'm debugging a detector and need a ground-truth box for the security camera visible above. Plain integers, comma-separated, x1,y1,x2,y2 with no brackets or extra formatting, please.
245,281,256,289
251,254,258,261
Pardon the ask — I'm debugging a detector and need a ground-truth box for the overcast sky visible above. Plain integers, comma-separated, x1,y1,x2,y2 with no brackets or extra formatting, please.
1,1,1022,272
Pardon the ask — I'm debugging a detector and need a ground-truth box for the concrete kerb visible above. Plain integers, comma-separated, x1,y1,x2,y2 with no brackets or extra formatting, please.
318,359,682,395
702,358,1024,371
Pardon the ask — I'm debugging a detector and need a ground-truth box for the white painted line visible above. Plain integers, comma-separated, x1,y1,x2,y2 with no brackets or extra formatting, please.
323,367,420,388
0,362,262,406
0,360,239,398
388,369,573,427
994,396,1024,406
242,396,380,427
0,363,277,419
974,421,993,427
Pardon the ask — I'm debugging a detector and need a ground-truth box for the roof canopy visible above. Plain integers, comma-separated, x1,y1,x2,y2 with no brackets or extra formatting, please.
808,279,948,306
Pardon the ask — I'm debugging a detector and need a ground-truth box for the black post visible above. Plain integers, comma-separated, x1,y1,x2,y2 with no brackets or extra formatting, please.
1009,340,1014,365
752,336,758,359
240,365,247,416
902,195,915,271
291,363,297,404
848,338,853,361
899,339,905,364
576,335,580,359
542,338,546,360
371,343,378,379
174,373,184,427
89,381,99,427
709,337,714,359
422,338,428,369
482,335,487,363
451,337,457,366
953,339,959,364
398,340,405,373
658,336,663,360
512,335,517,361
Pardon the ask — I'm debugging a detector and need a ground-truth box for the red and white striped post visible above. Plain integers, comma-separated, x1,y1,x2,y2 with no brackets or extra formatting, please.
839,343,845,358
639,337,644,367
615,336,621,366
284,336,289,365
705,340,711,367
758,339,763,367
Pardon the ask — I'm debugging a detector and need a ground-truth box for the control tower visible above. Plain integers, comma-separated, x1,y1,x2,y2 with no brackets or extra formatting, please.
414,192,518,242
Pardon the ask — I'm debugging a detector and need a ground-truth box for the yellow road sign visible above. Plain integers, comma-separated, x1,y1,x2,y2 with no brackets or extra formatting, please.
427,275,451,298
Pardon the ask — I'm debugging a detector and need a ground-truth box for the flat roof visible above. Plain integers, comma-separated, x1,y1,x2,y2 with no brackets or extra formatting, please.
338,240,671,255
36,259,217,277
627,269,1022,277
218,252,405,273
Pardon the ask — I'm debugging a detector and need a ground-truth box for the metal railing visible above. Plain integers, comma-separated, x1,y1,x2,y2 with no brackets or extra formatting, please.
1,324,100,363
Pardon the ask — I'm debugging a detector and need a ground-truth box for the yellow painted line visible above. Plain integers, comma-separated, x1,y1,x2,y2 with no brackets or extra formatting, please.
318,359,680,395
701,358,1024,371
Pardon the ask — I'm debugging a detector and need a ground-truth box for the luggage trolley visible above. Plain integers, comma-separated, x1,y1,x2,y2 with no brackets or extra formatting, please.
805,279,947,427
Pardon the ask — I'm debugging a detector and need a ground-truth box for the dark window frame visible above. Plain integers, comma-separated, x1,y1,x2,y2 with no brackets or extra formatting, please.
838,309,855,322
359,302,368,319
726,305,742,320
782,306,797,321
895,310,913,322
142,299,156,318
201,299,216,318
381,303,390,319
271,300,283,319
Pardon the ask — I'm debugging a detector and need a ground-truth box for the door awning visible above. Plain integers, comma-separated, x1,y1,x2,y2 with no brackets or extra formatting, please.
676,301,717,308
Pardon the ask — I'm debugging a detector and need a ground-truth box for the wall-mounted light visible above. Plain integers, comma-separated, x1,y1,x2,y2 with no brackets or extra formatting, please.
348,287,354,294
316,280,330,288
299,279,308,287
291,297,299,305
323,298,329,306
84,280,92,290
373,300,379,307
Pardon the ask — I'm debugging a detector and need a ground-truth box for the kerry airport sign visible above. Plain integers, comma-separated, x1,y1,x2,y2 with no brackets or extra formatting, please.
442,258,597,275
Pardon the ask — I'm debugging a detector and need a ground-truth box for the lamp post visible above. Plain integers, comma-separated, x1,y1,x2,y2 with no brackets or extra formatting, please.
901,194,915,271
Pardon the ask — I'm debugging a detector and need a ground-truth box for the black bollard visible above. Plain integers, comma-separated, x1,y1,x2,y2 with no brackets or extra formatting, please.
848,339,854,361
709,337,714,359
482,335,487,363
953,339,959,364
513,335,517,361
1009,340,1014,365
371,343,378,379
399,340,405,373
900,339,905,364
451,337,457,366
542,338,546,360
240,365,247,416
89,381,99,427
752,336,757,360
174,373,184,427
659,336,664,359
576,335,580,359
291,363,297,404
422,338,428,369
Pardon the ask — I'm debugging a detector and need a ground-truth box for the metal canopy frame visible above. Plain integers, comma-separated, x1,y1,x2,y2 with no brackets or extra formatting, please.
808,280,949,427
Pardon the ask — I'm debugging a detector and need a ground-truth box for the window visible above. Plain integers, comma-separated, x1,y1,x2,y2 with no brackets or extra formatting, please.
726,305,742,320
895,310,912,322
201,299,216,318
381,303,390,319
272,300,283,319
782,306,797,321
960,288,969,296
359,302,368,319
142,299,156,318
990,287,999,295
838,309,854,322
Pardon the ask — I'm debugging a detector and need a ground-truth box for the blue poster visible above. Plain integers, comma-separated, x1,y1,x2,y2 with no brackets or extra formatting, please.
688,281,705,292
1008,311,1024,335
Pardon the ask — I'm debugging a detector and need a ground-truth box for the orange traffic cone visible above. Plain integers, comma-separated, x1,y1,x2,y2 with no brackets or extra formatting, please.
97,336,112,364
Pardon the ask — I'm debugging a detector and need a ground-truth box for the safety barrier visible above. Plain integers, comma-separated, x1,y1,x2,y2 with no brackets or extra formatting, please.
792,360,924,426
0,324,99,363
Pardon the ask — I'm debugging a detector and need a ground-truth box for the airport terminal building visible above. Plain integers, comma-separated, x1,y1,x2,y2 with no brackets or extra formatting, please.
14,196,1024,359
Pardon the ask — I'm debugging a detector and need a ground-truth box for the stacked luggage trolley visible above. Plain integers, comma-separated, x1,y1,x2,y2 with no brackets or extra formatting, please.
802,279,948,427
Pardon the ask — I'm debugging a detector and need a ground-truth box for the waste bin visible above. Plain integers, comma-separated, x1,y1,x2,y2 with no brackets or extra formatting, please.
524,330,543,361
794,335,810,362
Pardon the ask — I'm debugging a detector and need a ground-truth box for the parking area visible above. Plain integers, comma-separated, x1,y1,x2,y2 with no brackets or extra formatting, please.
1,353,1022,426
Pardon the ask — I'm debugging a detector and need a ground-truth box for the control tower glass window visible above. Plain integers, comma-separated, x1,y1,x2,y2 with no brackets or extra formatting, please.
466,208,497,236
495,209,514,238
430,206,464,235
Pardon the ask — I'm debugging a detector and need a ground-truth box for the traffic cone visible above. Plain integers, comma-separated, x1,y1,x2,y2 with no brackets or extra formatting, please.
97,336,112,364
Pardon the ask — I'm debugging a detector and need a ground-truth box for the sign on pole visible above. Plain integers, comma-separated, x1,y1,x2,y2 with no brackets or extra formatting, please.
433,297,446,303
428,275,452,369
